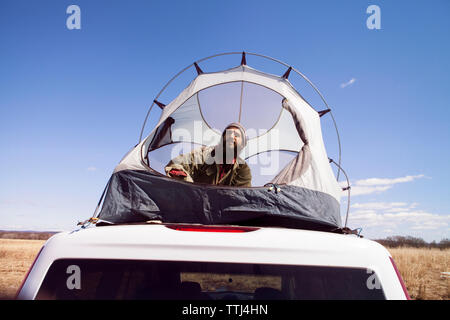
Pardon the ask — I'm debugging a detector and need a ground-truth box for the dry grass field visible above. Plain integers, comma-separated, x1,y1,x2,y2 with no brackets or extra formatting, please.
387,247,449,300
0,239,448,300
0,239,45,299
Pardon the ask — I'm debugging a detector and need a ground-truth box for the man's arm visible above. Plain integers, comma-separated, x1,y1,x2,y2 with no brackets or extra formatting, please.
164,149,203,183
232,164,252,187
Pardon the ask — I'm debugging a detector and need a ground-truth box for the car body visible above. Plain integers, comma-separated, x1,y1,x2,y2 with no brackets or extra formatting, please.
16,223,410,300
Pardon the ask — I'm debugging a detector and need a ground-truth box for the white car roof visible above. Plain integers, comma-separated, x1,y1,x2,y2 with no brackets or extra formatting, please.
41,224,391,269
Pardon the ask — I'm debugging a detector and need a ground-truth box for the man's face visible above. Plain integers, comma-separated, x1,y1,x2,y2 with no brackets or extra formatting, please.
223,127,243,151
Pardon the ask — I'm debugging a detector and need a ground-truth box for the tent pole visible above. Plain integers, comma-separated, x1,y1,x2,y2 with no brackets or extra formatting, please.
238,81,244,123
329,158,351,228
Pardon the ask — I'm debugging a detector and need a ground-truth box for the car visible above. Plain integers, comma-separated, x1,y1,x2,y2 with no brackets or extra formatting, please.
16,222,410,300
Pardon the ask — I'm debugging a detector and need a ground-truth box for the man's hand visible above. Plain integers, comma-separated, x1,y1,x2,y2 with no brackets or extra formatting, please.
169,169,187,177
282,98,290,109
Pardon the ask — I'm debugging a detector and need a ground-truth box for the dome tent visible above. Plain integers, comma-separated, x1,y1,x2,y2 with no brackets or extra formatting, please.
92,52,348,233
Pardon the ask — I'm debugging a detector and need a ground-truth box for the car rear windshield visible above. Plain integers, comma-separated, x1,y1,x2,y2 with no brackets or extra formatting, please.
35,259,385,300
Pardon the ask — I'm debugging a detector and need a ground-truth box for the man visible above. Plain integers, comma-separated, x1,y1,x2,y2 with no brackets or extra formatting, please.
165,123,252,187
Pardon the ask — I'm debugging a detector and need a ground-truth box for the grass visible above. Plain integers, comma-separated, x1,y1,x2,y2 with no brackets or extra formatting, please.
0,239,45,299
1,239,448,300
387,247,449,300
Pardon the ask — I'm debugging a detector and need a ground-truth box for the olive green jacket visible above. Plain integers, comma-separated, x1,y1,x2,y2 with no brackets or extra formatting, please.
164,146,252,187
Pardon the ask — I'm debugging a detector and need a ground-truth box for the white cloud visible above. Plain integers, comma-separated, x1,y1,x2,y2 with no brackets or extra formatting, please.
351,202,408,211
87,166,97,172
340,78,356,88
355,175,425,186
411,221,449,230
341,174,427,197
346,201,450,241
350,185,393,196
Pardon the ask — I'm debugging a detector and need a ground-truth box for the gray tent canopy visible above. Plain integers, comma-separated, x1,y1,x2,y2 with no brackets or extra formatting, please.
89,52,350,233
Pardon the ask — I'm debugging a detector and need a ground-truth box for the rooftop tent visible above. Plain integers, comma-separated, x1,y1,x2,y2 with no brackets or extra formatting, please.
95,53,346,232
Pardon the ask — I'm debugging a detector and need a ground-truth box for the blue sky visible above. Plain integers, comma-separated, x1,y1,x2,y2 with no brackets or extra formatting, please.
1,0,449,242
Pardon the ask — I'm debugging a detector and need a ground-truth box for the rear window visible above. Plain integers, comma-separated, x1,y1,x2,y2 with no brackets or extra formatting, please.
35,259,385,300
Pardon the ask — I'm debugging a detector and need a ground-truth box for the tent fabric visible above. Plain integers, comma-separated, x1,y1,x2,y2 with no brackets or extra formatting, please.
270,144,311,185
115,65,341,203
269,98,311,184
148,117,175,151
97,170,342,231
103,64,343,232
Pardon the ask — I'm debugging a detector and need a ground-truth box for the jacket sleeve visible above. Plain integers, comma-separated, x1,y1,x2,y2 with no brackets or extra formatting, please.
164,152,198,183
164,150,203,182
232,163,252,187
